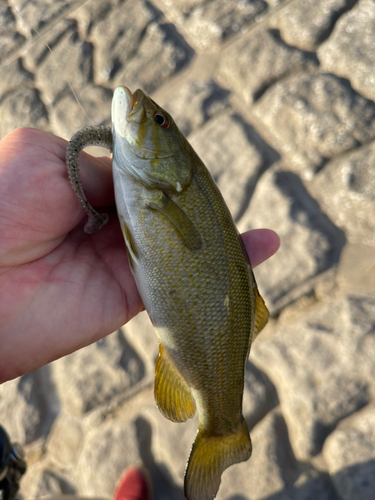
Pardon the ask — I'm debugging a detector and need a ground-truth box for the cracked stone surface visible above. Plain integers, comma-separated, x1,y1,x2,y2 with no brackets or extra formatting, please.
1,0,374,499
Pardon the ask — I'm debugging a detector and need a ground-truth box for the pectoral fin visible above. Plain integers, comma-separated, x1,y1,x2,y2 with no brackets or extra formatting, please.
155,344,196,423
147,193,202,251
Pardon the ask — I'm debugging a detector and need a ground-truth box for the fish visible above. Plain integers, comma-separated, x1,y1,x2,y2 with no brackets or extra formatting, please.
66,86,269,500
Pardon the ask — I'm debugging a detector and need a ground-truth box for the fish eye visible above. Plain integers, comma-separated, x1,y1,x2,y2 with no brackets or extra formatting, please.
154,112,169,128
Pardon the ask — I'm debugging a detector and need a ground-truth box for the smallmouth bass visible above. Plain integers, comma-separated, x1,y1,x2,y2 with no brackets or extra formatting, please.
66,86,269,500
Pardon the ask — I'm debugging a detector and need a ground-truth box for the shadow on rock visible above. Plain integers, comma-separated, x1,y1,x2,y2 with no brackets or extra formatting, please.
275,170,346,268
118,329,146,384
331,459,375,500
135,416,184,500
18,365,59,444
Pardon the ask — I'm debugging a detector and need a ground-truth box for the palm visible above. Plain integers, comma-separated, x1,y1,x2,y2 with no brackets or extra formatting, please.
0,128,279,382
0,129,141,380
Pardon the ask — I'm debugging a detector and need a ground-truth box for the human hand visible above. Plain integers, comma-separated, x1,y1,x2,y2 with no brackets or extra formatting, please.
0,128,279,383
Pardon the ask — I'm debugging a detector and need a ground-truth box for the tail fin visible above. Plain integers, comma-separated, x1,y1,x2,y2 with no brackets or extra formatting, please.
184,417,251,500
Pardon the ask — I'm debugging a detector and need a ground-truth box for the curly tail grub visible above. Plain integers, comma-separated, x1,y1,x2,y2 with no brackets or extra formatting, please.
66,125,113,234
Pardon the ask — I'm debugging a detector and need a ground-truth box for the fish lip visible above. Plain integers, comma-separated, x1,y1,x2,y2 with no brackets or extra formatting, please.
112,86,133,138
113,86,133,115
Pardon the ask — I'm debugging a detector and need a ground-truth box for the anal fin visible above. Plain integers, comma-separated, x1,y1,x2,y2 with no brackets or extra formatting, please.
155,344,196,423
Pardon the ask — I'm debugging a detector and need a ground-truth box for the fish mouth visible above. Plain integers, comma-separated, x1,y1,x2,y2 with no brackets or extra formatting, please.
112,86,146,138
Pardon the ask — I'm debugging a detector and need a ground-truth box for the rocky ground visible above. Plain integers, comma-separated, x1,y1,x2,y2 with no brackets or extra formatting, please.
0,0,375,499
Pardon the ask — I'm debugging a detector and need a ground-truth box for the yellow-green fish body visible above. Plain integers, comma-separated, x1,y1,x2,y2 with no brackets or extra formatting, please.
110,87,269,500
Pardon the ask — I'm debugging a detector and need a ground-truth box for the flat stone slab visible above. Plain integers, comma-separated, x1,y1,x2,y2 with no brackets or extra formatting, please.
0,57,42,137
50,84,112,139
252,294,375,460
45,412,84,468
157,79,230,137
9,0,77,36
76,419,144,497
161,0,268,50
272,0,357,51
238,168,346,312
19,463,76,499
0,366,58,445
0,58,33,97
323,405,375,500
218,409,292,499
0,86,49,138
318,0,375,101
33,20,94,105
91,0,193,93
219,28,318,104
51,330,145,416
141,403,198,489
217,408,338,500
309,141,375,247
0,3,26,64
189,112,277,221
253,73,375,177
68,0,113,39
243,361,279,431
